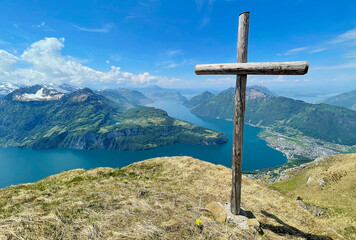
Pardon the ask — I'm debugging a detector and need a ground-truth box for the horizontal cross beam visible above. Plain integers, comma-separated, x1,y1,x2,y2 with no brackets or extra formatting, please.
195,61,309,75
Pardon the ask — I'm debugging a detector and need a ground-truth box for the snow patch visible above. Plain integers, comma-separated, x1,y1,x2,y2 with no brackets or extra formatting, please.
16,88,64,101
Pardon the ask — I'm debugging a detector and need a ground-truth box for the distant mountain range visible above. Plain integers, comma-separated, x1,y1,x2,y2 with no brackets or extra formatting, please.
322,89,356,111
185,86,356,146
248,84,277,96
0,83,188,103
96,88,152,108
135,85,187,102
0,85,227,150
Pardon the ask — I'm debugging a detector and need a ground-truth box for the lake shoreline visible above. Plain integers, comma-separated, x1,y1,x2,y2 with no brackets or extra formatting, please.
0,100,287,189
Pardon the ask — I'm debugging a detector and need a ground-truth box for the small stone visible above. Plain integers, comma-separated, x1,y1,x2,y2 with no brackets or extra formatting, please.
318,178,325,185
206,201,223,217
248,218,263,234
296,199,306,209
248,218,260,228
307,176,313,184
216,214,227,222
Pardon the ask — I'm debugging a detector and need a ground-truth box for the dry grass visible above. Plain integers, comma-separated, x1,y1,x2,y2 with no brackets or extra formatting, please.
270,153,356,239
0,156,342,239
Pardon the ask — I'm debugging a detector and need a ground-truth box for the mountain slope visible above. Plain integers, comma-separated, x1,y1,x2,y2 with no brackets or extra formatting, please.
0,86,227,150
0,156,341,239
250,84,277,96
183,90,214,108
322,90,356,111
270,153,356,239
189,88,356,145
96,88,152,108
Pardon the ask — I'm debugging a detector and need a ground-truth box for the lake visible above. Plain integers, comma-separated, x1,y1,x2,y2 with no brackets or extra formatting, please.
0,100,286,188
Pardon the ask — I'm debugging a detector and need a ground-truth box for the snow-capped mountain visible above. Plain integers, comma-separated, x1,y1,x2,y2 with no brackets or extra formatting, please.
4,85,65,102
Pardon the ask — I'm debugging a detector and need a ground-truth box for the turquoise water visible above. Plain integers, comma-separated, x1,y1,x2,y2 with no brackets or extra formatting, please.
0,100,286,188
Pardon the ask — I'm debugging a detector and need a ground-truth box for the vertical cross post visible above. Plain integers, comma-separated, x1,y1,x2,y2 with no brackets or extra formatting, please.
194,11,308,216
231,11,249,215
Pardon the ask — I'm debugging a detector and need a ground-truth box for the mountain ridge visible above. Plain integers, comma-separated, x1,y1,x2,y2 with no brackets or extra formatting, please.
0,85,227,150
185,87,356,146
322,89,356,111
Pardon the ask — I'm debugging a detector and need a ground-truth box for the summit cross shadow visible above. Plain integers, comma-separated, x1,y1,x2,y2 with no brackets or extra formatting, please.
260,210,332,240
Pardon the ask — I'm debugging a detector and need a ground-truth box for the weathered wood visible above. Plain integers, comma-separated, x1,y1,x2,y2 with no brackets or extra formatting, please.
194,11,309,216
195,61,309,75
231,11,249,215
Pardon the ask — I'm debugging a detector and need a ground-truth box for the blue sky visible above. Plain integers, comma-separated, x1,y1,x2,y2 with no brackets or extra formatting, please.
0,0,355,94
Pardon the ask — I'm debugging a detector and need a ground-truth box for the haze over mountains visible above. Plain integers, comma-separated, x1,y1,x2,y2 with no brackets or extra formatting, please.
134,85,187,102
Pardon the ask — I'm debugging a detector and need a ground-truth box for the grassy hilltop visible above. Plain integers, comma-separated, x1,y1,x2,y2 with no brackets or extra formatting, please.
270,153,356,239
0,156,343,239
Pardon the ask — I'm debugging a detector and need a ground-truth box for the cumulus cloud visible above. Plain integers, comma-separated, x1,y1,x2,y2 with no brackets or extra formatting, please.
0,50,19,72
0,37,177,87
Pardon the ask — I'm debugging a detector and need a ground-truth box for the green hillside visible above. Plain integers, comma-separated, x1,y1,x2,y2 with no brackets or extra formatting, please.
183,90,214,107
189,88,356,145
270,153,356,239
96,88,152,107
323,89,356,110
0,86,227,150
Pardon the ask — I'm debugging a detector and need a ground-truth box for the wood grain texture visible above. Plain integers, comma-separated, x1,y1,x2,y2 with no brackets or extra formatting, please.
231,11,249,215
195,61,309,75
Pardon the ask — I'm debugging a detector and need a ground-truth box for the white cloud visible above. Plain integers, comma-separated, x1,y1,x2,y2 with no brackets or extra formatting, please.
125,15,137,20
329,28,356,44
0,50,19,72
277,47,309,56
165,49,183,56
0,39,10,45
32,21,53,31
309,48,327,54
343,50,356,59
167,62,179,68
33,21,45,28
196,0,215,11
312,60,356,70
72,23,115,33
0,37,178,87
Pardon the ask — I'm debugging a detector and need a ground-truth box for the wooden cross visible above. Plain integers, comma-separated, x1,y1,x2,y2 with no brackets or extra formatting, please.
195,11,309,215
